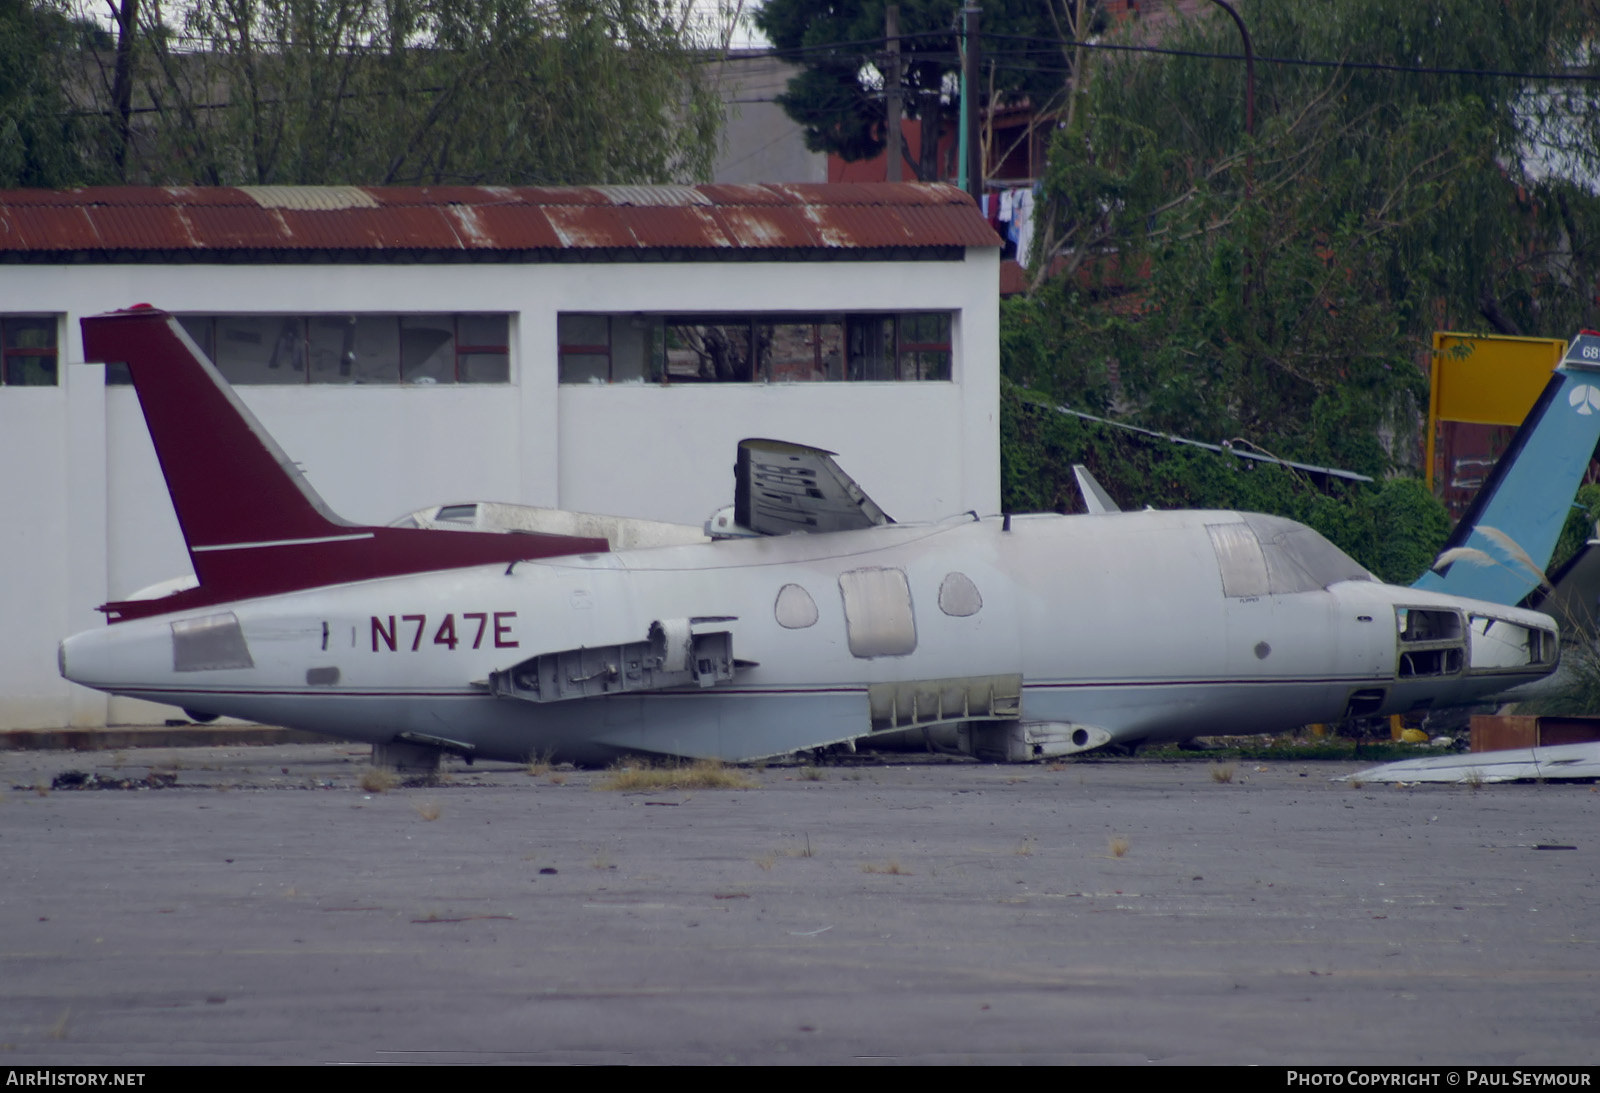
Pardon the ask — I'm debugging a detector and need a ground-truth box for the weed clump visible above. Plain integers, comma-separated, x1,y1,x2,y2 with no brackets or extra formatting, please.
597,759,757,792
359,766,400,793
861,860,911,875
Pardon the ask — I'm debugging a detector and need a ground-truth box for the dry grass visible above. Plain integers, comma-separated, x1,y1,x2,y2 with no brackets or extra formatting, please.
33,781,49,797
526,751,554,777
413,799,442,821
596,759,757,792
786,833,816,859
860,860,911,875
358,766,400,793
1107,835,1130,858
46,1007,69,1041
797,766,826,782
1014,837,1036,856
753,853,776,871
1462,767,1486,790
1210,763,1236,784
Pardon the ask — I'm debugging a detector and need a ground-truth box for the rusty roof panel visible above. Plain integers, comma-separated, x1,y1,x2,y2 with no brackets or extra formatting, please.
695,183,793,206
1,206,98,250
369,186,515,208
543,206,639,249
90,205,202,250
896,205,1003,248
709,206,823,249
463,205,564,249
180,205,289,249
0,183,997,256
613,205,732,248
508,186,615,208
802,205,915,249
259,207,451,250
774,182,968,207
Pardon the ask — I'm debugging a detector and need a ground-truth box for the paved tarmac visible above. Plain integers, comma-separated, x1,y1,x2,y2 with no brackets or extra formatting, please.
1,742,1597,1065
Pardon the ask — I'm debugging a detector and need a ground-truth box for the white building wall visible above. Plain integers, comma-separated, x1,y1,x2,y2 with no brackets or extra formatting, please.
0,250,998,728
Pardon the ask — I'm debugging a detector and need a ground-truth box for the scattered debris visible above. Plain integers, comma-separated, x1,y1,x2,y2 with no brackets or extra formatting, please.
1341,742,1600,785
47,770,177,791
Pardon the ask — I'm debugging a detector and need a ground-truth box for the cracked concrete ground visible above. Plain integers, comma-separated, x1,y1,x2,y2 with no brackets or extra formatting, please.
1,743,1597,1065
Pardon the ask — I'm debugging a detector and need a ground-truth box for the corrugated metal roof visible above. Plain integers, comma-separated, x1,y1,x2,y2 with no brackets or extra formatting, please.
0,183,998,259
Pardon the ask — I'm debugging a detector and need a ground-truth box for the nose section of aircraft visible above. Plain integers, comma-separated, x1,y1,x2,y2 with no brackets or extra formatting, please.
1385,590,1559,712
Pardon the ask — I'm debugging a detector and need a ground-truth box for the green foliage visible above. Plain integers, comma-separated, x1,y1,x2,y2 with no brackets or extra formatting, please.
1000,379,1452,585
1020,0,1600,484
156,0,724,186
0,0,99,186
9,0,723,186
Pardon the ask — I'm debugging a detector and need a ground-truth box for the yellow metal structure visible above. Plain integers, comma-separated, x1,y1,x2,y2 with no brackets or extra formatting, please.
1426,332,1568,491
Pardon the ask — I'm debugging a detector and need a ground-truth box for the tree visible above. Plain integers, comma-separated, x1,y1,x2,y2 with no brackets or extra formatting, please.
1009,0,1600,481
52,0,725,186
755,0,1087,182
0,0,100,186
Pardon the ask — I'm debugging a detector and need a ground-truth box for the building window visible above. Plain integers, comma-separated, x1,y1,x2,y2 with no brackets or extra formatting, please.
126,314,512,386
558,312,952,384
2,316,58,386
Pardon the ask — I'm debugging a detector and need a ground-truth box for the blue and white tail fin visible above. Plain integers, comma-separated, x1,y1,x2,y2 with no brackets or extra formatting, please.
1413,331,1600,605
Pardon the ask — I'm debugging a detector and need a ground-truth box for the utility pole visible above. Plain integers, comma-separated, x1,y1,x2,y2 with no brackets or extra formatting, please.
963,4,982,203
885,5,902,182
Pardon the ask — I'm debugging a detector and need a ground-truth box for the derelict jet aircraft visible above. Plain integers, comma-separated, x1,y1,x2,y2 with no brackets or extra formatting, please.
59,306,1562,766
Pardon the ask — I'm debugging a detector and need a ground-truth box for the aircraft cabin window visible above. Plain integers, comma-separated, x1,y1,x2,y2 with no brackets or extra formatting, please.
107,314,513,386
774,583,820,629
839,567,918,658
558,311,953,384
1,316,59,386
938,572,983,617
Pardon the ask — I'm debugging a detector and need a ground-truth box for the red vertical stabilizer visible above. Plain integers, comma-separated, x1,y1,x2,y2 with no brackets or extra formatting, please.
81,306,608,622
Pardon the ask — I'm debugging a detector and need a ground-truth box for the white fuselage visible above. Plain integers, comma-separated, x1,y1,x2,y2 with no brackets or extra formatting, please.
59,510,1559,764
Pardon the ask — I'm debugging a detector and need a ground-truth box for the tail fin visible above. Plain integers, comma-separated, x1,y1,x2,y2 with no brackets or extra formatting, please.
81,306,607,622
1413,331,1600,605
